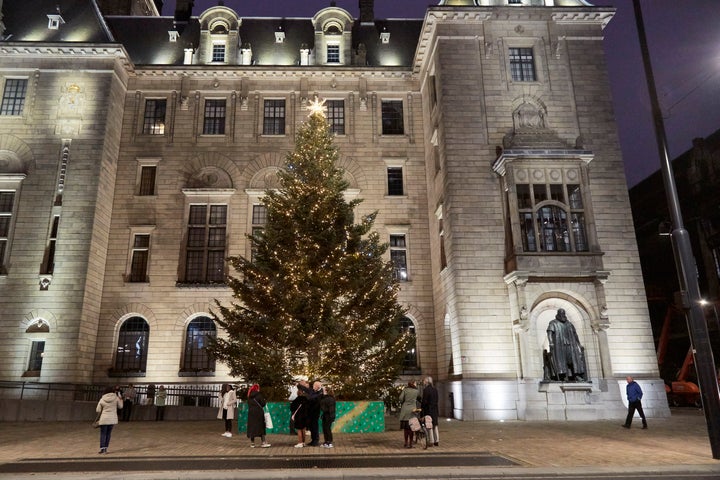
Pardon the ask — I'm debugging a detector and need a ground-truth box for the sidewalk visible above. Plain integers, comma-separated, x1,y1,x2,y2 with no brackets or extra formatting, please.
0,407,718,478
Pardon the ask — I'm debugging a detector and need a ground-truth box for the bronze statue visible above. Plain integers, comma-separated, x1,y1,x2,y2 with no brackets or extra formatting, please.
545,308,587,382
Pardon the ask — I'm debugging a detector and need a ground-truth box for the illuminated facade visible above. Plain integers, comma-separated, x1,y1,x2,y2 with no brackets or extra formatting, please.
0,0,670,421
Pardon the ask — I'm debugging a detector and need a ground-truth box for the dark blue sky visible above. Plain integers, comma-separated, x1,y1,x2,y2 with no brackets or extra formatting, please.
162,1,720,187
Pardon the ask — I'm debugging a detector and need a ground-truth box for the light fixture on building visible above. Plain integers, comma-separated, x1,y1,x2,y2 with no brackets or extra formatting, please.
275,27,285,44
168,30,179,42
380,28,390,44
47,5,65,30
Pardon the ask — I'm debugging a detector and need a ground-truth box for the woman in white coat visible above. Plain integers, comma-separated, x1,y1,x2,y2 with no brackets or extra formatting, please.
218,384,237,437
96,385,123,454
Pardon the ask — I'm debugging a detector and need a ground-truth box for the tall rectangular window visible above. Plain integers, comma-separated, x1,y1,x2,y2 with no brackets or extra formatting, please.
381,100,404,135
129,234,150,282
387,167,404,196
27,341,45,372
326,44,340,63
326,100,345,135
40,215,60,275
203,99,226,135
390,234,408,282
185,204,227,283
1,79,28,116
251,204,267,261
138,166,157,196
142,99,166,135
0,191,15,272
509,47,536,82
263,99,286,135
212,43,226,62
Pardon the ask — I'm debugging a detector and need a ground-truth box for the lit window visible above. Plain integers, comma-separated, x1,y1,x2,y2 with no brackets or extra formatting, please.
327,44,340,64
184,204,227,283
129,234,150,283
517,183,588,252
381,100,404,135
263,99,286,135
212,43,226,62
326,100,345,135
387,167,404,196
181,316,216,373
1,79,28,116
142,99,166,135
509,47,536,82
203,99,226,135
114,316,149,374
390,234,408,282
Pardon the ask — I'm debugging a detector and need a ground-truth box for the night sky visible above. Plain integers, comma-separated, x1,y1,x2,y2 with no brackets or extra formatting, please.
161,0,720,187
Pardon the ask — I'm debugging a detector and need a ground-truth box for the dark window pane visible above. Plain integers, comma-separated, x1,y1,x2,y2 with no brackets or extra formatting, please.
142,99,166,135
183,317,216,371
387,167,404,196
568,184,583,209
115,317,149,372
28,341,45,371
139,166,157,196
326,100,345,135
517,184,531,209
537,206,569,252
509,47,536,82
263,99,286,135
1,79,27,115
203,100,226,135
520,212,536,252
381,100,404,135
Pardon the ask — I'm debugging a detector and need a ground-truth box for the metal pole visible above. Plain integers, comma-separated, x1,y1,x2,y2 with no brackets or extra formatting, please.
633,0,720,459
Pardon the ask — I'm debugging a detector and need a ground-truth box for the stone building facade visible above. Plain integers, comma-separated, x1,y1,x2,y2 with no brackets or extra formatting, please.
0,0,669,421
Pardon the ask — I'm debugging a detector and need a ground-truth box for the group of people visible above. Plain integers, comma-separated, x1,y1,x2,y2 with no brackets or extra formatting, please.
216,381,337,449
397,376,439,448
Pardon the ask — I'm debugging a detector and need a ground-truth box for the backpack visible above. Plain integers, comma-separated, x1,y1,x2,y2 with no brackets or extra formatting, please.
408,416,421,432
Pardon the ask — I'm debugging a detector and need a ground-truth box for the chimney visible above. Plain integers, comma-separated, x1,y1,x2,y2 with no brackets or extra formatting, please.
174,0,194,23
359,0,374,23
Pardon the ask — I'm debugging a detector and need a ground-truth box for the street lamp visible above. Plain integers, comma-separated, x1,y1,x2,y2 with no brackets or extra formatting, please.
633,0,720,459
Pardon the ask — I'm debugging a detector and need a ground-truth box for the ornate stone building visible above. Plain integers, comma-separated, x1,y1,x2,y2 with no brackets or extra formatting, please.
0,0,669,421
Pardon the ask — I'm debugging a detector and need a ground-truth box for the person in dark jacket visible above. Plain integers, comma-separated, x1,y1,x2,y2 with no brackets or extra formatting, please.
320,387,337,448
247,384,271,447
290,390,308,448
623,376,648,429
297,380,322,446
421,376,440,446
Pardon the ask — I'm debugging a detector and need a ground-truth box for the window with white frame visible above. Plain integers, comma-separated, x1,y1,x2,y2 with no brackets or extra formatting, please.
517,182,588,252
184,204,227,284
181,316,216,373
390,233,408,281
142,99,166,135
114,316,149,374
203,99,226,135
326,44,340,64
212,43,226,63
326,100,345,135
509,47,536,82
1,79,28,116
263,99,286,135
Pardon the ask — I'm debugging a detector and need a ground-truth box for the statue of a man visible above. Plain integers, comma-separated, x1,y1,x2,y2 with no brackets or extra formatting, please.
546,308,587,381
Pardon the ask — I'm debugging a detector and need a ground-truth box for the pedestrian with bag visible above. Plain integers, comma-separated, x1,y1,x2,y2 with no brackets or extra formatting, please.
290,389,308,448
421,376,440,447
95,385,123,454
247,384,271,448
398,381,419,448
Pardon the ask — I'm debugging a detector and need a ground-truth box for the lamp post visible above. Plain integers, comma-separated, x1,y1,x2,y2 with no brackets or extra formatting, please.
633,0,720,459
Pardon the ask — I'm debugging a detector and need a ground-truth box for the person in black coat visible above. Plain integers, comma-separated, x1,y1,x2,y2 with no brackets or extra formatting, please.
297,380,322,446
320,387,337,448
421,376,440,447
289,390,308,448
246,384,271,448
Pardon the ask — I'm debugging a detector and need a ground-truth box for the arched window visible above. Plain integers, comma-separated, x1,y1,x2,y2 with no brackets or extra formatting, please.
114,316,149,374
181,316,216,373
400,316,419,373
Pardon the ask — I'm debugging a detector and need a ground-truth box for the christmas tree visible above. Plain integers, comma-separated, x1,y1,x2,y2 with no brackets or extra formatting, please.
210,99,409,400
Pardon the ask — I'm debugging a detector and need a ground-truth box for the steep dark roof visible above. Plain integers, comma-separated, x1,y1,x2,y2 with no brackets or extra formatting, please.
105,16,200,65
2,0,113,43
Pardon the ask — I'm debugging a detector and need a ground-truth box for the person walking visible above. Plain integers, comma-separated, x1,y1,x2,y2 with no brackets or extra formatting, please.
218,384,237,437
421,376,440,446
398,381,419,448
122,384,136,421
320,387,336,448
155,385,167,421
247,384,271,448
297,380,322,446
623,376,648,429
290,390,308,448
96,385,123,454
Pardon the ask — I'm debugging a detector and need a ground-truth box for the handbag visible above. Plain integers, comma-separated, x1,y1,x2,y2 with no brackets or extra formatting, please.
92,412,101,428
255,398,273,429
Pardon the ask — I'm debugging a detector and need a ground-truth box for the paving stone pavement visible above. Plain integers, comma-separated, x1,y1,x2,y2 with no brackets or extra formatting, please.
0,407,718,479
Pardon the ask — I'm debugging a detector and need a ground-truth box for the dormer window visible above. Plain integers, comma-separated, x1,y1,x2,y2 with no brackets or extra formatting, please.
47,14,65,30
211,23,228,35
380,30,390,44
327,44,340,64
168,30,179,42
275,31,285,43
212,43,226,63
